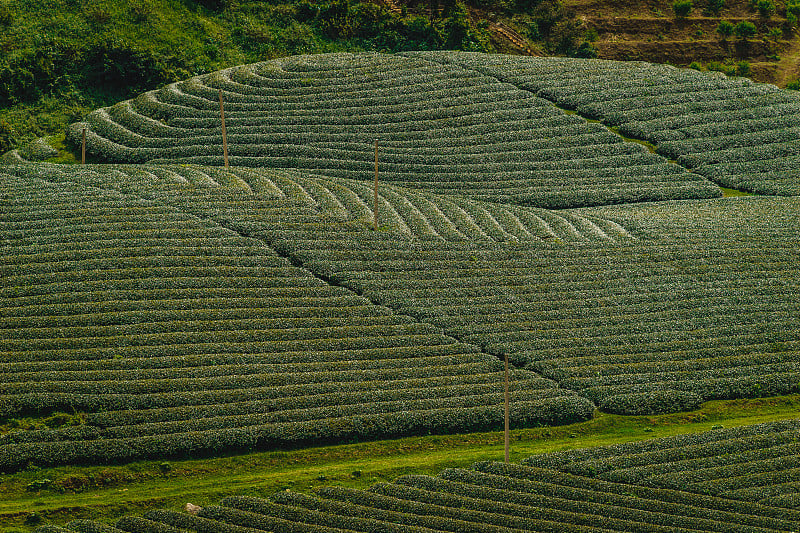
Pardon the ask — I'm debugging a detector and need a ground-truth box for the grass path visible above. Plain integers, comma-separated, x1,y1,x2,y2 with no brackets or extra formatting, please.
2,395,798,531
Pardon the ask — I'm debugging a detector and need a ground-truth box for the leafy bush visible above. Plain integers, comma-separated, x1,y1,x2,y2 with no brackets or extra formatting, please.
736,60,751,76
735,20,758,39
673,0,693,17
717,20,734,38
0,2,11,26
192,0,228,12
704,0,725,15
755,0,775,17
598,390,703,415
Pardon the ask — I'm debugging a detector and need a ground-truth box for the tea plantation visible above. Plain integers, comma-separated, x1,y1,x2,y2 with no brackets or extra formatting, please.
30,421,800,532
1,51,799,530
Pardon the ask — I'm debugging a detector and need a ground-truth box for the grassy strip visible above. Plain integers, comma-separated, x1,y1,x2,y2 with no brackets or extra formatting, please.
1,394,798,531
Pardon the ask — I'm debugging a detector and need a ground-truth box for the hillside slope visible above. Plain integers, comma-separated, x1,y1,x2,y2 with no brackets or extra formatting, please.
496,0,800,85
2,48,799,531
32,419,800,532
2,51,799,475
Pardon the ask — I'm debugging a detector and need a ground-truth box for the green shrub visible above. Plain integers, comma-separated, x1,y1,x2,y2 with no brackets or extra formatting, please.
717,20,734,38
787,79,800,90
706,60,735,75
573,41,598,58
599,390,703,415
673,0,693,17
0,2,11,26
736,60,751,76
193,0,228,12
755,0,775,17
23,512,43,526
704,0,725,15
734,20,757,39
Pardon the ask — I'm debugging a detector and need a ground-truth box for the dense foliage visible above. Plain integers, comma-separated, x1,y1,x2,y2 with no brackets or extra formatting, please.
0,0,512,153
31,421,800,532
2,52,800,475
526,418,800,509
424,52,800,196
68,52,721,209
0,168,597,472
282,197,800,413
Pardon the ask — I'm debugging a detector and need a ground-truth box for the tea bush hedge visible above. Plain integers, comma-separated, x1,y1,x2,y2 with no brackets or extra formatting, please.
420,51,800,196
0,172,594,471
37,421,800,532
66,52,721,209
4,51,800,480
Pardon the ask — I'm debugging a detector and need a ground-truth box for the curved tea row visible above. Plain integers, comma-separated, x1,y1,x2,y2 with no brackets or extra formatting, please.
34,421,800,533
526,418,800,510
280,196,800,415
422,51,800,196
0,172,593,471
3,163,636,244
66,52,720,209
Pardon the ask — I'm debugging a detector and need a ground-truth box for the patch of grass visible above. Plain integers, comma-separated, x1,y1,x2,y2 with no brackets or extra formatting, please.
1,395,797,530
44,133,80,164
720,186,754,196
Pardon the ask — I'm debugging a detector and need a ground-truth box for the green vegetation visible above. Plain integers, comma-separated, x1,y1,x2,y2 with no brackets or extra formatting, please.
717,19,735,38
2,54,798,482
735,19,758,39
704,0,725,15
0,0,599,155
2,26,800,533
0,0,489,153
429,51,800,196
2,395,798,530
69,53,720,208
672,0,693,18
754,0,776,17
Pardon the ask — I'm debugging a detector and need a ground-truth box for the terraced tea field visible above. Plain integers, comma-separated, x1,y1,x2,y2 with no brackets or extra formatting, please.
1,172,599,471
32,420,800,532
1,51,799,530
67,52,721,209
424,51,800,197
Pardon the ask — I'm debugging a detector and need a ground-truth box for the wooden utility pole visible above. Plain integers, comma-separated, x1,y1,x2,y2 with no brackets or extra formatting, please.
219,90,230,168
374,140,379,231
504,352,511,463
81,128,86,165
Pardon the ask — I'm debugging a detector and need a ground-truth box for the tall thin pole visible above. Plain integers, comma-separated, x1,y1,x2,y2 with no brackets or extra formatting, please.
219,90,229,168
81,128,86,165
374,140,379,231
504,352,511,463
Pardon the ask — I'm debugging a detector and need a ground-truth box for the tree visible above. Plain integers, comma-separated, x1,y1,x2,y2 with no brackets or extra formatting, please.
673,0,693,18
755,0,775,17
717,20,734,38
734,20,757,39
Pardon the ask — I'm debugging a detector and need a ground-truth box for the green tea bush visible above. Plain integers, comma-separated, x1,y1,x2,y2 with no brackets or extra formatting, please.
717,20,735,37
598,390,703,415
424,52,798,196
735,20,758,39
25,422,800,531
70,52,722,209
673,0,693,17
